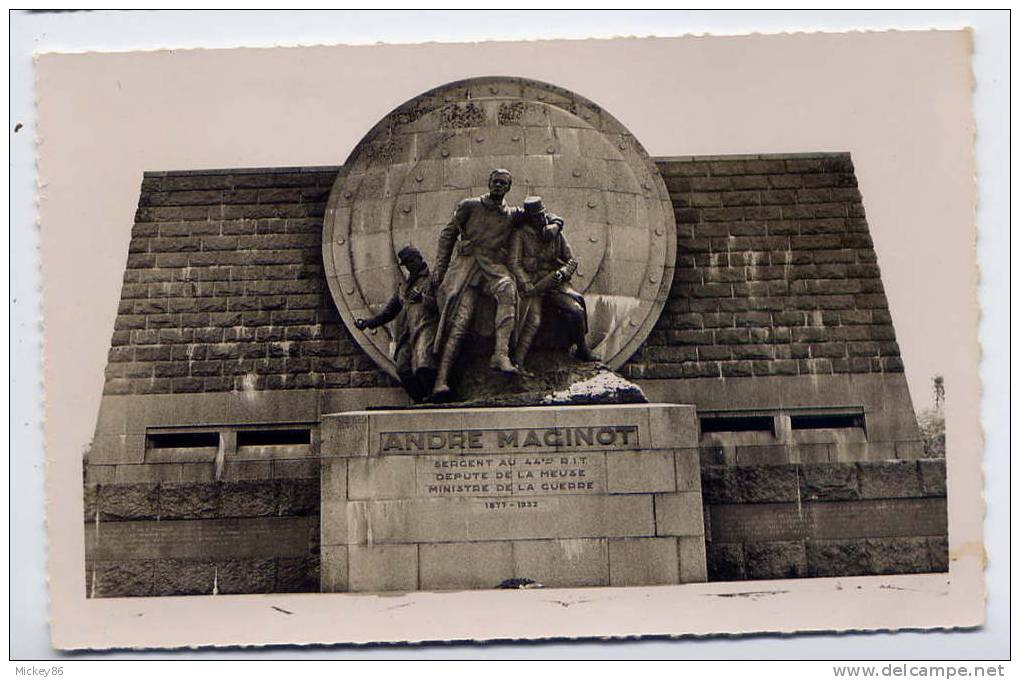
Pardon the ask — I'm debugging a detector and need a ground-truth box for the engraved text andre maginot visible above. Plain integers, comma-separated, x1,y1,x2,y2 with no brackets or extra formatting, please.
380,425,640,452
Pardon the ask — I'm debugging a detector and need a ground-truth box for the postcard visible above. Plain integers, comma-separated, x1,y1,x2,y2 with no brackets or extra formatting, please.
37,29,981,650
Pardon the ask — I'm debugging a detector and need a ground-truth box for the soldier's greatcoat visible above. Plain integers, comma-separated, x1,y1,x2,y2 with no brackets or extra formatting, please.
432,194,526,354
508,222,588,340
363,267,437,380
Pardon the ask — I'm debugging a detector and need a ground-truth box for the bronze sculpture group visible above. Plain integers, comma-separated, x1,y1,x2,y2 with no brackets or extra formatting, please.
355,168,597,402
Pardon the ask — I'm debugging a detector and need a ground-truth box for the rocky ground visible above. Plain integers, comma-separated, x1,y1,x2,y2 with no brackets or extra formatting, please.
409,350,647,409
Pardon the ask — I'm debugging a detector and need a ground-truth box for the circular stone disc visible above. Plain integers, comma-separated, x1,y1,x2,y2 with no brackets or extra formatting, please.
323,76,676,378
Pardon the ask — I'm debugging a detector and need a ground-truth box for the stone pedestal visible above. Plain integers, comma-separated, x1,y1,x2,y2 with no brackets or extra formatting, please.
319,403,706,592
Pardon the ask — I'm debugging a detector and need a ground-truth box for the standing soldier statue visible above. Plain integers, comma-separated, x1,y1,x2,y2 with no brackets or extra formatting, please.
355,245,438,402
430,169,563,400
508,196,597,368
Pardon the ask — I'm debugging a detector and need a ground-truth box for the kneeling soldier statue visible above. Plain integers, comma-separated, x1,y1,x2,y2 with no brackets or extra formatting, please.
508,196,597,368
355,245,438,402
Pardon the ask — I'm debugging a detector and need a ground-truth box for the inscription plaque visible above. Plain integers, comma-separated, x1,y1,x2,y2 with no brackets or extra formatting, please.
416,452,606,497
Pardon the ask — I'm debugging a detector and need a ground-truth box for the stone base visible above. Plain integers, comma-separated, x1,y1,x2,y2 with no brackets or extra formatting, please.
319,403,706,592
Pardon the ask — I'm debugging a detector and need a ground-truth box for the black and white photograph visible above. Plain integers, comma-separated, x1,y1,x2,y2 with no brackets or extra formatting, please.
14,12,1003,657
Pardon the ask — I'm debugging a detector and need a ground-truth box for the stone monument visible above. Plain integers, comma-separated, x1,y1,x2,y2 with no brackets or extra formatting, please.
318,78,704,590
82,76,945,597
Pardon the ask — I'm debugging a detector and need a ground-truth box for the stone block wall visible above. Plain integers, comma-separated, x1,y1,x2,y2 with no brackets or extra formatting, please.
84,474,320,597
102,153,906,397
625,153,902,382
105,166,392,397
702,459,948,581
84,391,325,597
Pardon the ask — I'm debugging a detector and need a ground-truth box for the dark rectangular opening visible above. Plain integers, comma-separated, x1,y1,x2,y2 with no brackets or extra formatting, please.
147,431,219,449
236,429,311,447
700,416,775,435
790,413,865,430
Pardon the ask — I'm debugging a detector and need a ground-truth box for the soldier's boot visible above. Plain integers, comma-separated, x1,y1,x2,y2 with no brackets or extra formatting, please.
415,366,437,397
431,332,464,400
512,321,539,369
431,352,456,400
570,314,599,362
431,294,476,400
574,344,599,362
489,279,520,375
490,328,519,375
398,372,426,403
